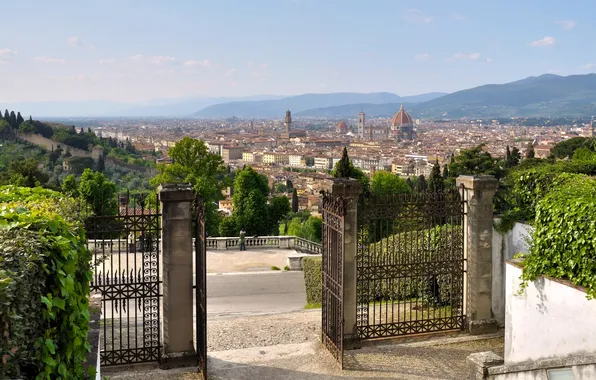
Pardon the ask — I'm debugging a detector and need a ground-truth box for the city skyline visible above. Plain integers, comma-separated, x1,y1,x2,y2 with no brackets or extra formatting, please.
1,0,595,103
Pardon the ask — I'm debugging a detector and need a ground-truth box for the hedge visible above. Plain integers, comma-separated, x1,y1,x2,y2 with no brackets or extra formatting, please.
303,256,322,305
521,177,596,299
0,186,94,379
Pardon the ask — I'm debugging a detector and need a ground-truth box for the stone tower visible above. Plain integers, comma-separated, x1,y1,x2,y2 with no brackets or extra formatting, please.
285,110,292,135
358,111,365,139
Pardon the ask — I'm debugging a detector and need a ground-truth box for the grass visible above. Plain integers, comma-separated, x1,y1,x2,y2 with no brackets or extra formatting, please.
305,302,322,309
271,266,281,271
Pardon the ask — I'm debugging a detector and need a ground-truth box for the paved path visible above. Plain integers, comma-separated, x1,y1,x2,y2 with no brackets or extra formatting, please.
107,334,504,380
207,271,307,318
206,248,294,273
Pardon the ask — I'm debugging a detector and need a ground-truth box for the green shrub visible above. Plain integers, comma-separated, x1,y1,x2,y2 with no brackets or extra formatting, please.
521,177,596,298
360,225,463,307
0,186,94,379
303,256,322,305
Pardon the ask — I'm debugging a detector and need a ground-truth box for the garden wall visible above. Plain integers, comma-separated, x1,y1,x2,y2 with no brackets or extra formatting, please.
492,221,533,325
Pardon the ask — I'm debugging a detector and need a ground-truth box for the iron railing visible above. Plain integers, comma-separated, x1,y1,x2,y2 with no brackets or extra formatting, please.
355,187,466,339
85,194,162,366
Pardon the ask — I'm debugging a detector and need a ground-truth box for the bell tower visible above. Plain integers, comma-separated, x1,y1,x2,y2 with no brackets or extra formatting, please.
285,110,292,136
358,111,365,139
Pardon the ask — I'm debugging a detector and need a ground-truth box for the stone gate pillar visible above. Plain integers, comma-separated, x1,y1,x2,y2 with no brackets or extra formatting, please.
323,178,362,343
158,184,197,368
456,175,499,334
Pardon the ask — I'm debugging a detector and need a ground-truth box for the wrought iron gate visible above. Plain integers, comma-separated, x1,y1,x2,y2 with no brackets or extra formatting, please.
356,187,466,339
321,192,347,368
194,197,208,379
85,194,162,366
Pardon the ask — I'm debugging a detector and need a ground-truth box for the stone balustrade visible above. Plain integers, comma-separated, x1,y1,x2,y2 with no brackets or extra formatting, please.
88,235,322,254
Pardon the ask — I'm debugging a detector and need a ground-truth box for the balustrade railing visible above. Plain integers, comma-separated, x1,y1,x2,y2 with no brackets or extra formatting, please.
89,236,322,254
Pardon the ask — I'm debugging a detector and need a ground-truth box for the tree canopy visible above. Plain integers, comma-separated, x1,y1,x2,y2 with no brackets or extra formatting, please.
370,171,411,196
150,137,226,235
331,147,369,190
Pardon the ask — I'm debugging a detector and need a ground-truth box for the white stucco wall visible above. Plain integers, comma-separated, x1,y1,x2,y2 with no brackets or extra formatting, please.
492,222,534,325
505,262,596,364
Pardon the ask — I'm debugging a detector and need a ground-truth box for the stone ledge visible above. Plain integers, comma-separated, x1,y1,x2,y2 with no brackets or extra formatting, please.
287,253,321,271
159,350,197,369
487,353,596,376
469,319,499,335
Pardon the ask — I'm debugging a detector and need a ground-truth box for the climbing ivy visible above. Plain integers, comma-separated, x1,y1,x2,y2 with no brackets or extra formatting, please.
520,177,596,299
0,186,94,379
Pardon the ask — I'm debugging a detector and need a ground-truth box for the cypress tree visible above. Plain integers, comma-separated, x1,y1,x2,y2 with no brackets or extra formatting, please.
415,175,427,193
29,115,33,122
406,177,413,189
335,146,351,178
442,164,449,178
4,110,9,121
525,142,535,159
291,188,299,213
428,161,444,192
9,111,16,128
505,145,511,162
96,156,105,173
16,112,24,126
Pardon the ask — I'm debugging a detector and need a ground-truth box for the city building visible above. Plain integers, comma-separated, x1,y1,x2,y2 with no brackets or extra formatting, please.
263,152,289,165
390,104,415,141
336,121,349,134
279,110,307,141
222,146,244,162
358,112,365,139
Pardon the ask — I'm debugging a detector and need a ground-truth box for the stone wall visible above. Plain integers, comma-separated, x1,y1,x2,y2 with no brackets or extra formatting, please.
492,221,534,325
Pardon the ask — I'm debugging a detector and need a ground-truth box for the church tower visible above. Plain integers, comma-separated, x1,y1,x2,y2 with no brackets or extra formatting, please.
285,110,292,136
358,111,365,139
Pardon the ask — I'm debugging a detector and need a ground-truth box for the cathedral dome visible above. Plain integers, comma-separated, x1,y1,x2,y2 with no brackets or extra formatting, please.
336,121,348,133
391,104,413,126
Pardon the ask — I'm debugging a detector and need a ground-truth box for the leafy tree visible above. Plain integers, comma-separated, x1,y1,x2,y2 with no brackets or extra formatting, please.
231,166,270,235
291,188,299,212
275,182,288,193
447,144,504,179
79,169,117,216
67,157,94,175
509,147,521,167
525,142,535,159
287,215,322,242
0,119,10,136
61,174,79,197
550,137,586,159
370,171,411,195
428,161,444,192
16,112,24,126
415,175,427,192
150,137,226,236
18,121,36,134
8,159,49,188
268,195,291,234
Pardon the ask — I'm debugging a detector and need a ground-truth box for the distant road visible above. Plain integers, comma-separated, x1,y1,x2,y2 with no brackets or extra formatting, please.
206,271,307,318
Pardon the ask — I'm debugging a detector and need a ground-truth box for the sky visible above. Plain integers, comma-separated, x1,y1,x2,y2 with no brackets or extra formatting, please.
1,0,596,103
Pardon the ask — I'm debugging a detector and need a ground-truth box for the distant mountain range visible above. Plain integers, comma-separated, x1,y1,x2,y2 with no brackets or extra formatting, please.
192,92,446,118
291,74,596,119
4,73,596,119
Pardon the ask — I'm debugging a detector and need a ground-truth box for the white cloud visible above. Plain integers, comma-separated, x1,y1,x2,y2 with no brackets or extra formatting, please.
555,20,577,30
224,68,236,77
0,49,17,57
260,63,268,69
486,57,495,63
402,9,433,24
99,58,116,64
128,54,176,65
452,52,481,60
183,60,211,68
530,36,556,47
149,56,176,65
414,53,431,61
581,63,596,69
67,36,83,48
33,56,66,63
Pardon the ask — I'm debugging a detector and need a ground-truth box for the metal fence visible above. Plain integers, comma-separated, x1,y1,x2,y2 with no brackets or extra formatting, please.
356,187,466,339
85,194,162,366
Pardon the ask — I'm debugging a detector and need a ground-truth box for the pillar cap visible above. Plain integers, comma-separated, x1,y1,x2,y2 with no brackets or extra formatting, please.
456,175,498,191
322,178,363,198
158,183,195,202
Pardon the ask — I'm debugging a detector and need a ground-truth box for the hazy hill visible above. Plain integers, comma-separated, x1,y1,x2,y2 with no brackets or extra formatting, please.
292,74,596,118
411,73,596,118
192,92,404,118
